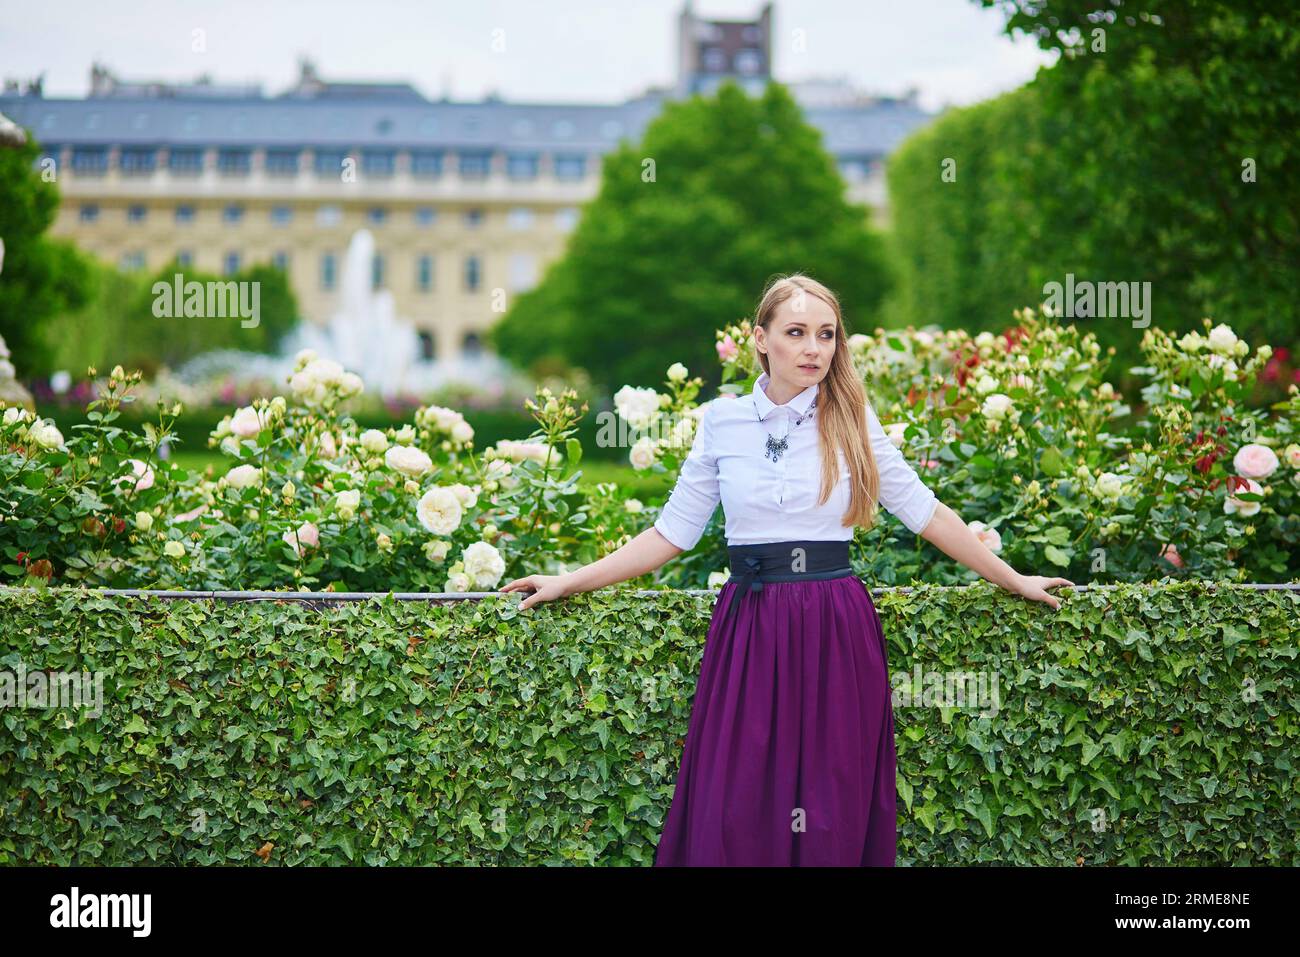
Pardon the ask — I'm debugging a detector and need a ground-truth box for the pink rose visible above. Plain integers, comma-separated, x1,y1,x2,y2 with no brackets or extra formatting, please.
1232,443,1279,479
282,521,320,557
1159,543,1184,568
716,335,738,361
174,503,209,523
120,458,155,493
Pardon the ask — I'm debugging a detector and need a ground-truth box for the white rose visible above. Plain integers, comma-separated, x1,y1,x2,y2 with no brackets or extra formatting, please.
885,422,907,447
666,362,688,383
625,498,644,513
450,420,475,444
1224,478,1264,518
135,511,153,531
394,425,417,444
3,406,32,425
229,405,263,438
1092,471,1127,501
448,483,478,509
163,540,186,558
613,385,663,430
28,420,65,450
360,429,389,454
1207,324,1239,356
417,486,463,535
385,445,432,477
224,464,263,489
981,394,1014,421
707,570,730,590
446,572,473,593
462,540,506,589
629,436,658,470
424,539,451,563
974,374,998,395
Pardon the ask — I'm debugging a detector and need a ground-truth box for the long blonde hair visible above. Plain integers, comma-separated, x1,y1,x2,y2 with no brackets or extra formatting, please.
753,273,881,530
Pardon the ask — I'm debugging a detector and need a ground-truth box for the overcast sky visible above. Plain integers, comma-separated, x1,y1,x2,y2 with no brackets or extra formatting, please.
0,0,1055,112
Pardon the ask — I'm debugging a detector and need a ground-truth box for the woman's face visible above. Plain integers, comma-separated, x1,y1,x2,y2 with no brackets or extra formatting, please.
756,293,838,396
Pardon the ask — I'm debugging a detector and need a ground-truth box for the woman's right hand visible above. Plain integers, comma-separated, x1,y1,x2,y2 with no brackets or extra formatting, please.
498,573,574,611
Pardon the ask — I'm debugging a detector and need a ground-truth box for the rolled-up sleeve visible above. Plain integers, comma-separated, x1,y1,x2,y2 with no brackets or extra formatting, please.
867,401,939,535
653,403,721,551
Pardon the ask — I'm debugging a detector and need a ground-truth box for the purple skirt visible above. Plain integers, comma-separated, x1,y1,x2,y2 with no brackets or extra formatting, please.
653,575,897,866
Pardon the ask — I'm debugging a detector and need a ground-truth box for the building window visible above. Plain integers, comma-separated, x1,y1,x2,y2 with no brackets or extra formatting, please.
362,150,396,176
270,205,293,226
78,203,100,223
417,331,435,362
464,208,484,228
314,149,348,177
223,252,241,276
223,204,245,225
508,253,538,292
168,148,203,173
553,155,587,180
176,250,194,268
462,332,483,358
175,204,196,224
119,251,145,272
371,254,385,290
217,149,252,175
410,151,443,177
506,207,534,230
413,206,436,227
506,152,539,180
127,204,148,223
272,251,290,272
600,120,625,140
321,253,337,291
703,47,727,72
71,147,108,174
458,151,491,179
120,148,157,173
367,207,388,226
551,119,575,138
316,204,342,227
464,255,481,292
416,254,433,292
265,149,300,175
555,207,579,232
735,49,763,74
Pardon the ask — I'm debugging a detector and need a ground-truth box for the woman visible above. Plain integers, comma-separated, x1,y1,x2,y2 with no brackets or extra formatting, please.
499,274,1073,866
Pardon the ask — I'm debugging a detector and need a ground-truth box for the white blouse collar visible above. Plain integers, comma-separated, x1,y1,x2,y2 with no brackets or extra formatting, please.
752,369,819,421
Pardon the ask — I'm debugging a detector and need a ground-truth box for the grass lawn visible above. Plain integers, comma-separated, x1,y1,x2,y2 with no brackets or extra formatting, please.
162,450,671,497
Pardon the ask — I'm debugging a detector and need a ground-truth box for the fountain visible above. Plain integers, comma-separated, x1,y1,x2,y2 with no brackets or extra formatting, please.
289,229,422,399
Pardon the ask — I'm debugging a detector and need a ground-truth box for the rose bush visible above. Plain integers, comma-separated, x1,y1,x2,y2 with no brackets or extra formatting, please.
1,351,639,591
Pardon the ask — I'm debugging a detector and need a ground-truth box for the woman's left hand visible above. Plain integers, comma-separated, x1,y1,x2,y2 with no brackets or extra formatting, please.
1006,574,1075,609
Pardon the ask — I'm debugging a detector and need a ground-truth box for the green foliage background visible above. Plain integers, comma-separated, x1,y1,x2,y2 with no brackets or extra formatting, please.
886,0,1300,370
2,581,1295,865
490,80,895,392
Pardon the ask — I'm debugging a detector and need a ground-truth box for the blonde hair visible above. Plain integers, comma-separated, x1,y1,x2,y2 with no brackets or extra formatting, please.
753,273,881,530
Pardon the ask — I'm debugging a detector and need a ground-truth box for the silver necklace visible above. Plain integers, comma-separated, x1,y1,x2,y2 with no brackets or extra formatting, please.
761,398,817,462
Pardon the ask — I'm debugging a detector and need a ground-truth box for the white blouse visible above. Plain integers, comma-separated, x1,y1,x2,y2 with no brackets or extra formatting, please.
653,370,940,550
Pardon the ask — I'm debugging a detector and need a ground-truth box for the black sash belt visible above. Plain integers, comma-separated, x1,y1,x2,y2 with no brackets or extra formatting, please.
725,539,855,615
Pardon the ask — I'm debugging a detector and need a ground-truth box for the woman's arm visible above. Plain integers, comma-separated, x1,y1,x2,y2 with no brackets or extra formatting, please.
919,501,1074,609
499,527,683,611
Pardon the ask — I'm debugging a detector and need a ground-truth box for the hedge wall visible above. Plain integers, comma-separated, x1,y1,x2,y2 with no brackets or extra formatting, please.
1,581,1296,865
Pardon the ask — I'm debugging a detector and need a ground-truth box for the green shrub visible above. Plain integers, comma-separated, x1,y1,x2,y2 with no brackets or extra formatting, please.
1,581,1294,865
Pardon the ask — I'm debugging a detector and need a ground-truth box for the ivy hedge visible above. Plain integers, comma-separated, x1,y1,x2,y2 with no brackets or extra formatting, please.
1,581,1296,865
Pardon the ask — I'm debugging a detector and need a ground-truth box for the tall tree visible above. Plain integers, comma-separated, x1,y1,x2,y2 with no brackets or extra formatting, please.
490,80,895,391
0,136,93,376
